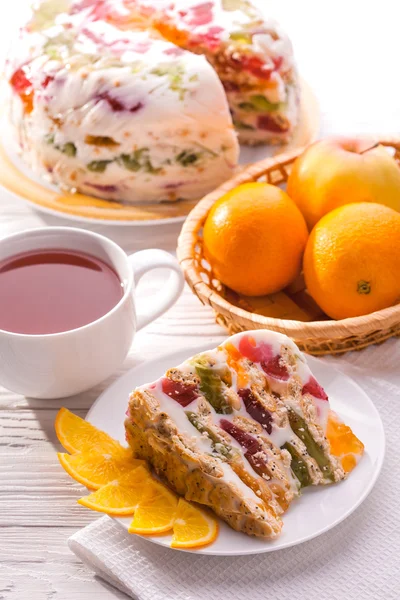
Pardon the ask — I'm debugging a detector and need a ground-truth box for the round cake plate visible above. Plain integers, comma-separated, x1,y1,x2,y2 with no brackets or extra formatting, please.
86,343,385,556
0,79,319,226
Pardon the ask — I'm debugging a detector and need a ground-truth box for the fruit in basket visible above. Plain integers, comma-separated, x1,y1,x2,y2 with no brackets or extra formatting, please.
287,137,400,229
203,182,308,296
303,202,400,319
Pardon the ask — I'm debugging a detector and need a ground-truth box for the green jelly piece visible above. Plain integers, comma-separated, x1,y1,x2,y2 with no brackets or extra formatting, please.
143,159,162,174
232,119,255,131
119,154,141,172
119,149,162,174
281,442,312,488
186,411,233,458
151,64,186,99
193,361,233,414
238,102,257,112
193,355,232,387
87,160,111,173
287,408,334,481
176,150,199,167
249,95,281,112
61,142,77,157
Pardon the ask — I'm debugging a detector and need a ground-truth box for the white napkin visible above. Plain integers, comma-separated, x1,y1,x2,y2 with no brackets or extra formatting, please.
69,339,400,600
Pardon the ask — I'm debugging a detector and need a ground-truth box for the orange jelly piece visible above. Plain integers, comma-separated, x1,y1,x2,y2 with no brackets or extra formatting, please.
153,21,189,47
223,342,249,388
326,411,364,473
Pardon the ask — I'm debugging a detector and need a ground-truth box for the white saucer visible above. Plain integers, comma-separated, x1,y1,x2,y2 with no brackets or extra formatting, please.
87,344,385,555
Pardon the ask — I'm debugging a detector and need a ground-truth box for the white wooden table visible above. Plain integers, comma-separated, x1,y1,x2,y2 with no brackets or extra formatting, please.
1,1,400,598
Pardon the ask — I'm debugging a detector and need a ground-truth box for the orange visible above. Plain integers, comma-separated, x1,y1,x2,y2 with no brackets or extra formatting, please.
128,480,178,535
303,202,400,319
55,407,127,456
203,182,308,296
326,411,364,473
171,498,218,549
57,451,145,490
78,464,151,515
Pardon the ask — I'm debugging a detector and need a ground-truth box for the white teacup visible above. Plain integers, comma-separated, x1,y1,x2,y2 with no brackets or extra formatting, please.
0,227,184,398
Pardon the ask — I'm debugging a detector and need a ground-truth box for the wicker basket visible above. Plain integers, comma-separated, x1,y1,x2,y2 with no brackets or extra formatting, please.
177,140,400,356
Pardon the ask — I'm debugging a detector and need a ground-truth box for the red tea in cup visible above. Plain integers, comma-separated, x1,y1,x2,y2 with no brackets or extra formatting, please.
0,249,123,334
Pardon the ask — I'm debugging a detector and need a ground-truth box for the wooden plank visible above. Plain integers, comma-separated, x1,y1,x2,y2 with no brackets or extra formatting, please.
0,452,98,527
0,409,101,527
0,527,127,599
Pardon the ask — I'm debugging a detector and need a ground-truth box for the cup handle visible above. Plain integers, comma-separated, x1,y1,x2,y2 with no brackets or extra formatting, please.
128,249,185,331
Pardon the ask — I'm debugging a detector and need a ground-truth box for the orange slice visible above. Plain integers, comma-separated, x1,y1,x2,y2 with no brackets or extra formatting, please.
171,498,219,549
78,464,151,515
55,407,127,456
58,451,145,490
128,480,178,535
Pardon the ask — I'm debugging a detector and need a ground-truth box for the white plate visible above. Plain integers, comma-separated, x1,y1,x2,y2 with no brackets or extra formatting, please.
87,344,385,555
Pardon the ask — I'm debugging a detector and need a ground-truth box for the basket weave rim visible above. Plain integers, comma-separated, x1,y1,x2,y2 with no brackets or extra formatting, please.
177,139,400,343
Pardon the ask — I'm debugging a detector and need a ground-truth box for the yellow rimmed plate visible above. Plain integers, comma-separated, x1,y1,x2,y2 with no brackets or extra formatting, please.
0,79,319,226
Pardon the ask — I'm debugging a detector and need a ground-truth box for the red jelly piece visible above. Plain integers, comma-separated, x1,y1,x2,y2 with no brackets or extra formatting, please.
10,67,32,94
261,355,289,381
207,25,224,36
238,336,273,364
238,388,273,434
222,81,240,92
187,2,213,27
71,0,109,20
257,114,289,133
273,56,283,70
10,67,34,113
302,376,329,401
42,75,54,88
233,55,273,80
255,342,274,363
163,47,185,56
219,419,261,454
245,451,269,477
198,25,224,49
98,92,125,111
220,419,269,476
129,101,143,113
132,41,151,54
161,377,199,407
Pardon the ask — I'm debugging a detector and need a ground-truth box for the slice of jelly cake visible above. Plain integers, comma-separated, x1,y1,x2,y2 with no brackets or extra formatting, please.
125,330,364,539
